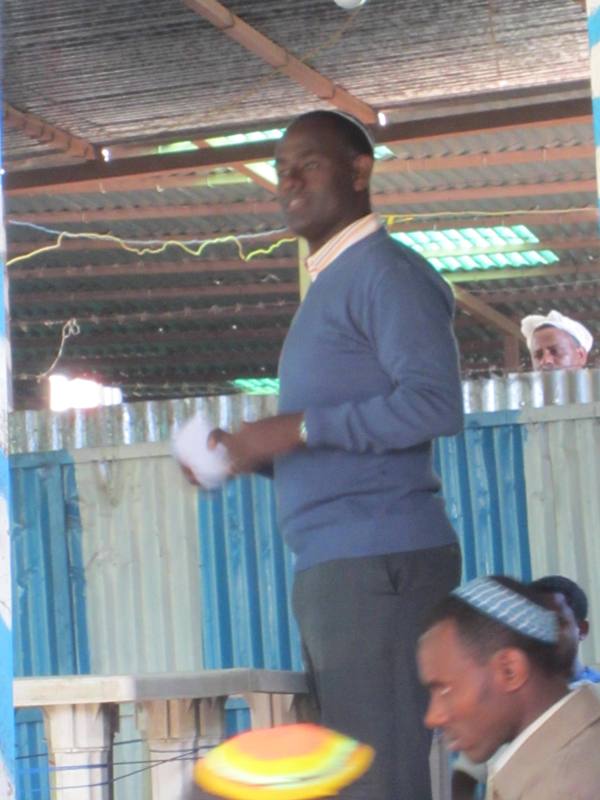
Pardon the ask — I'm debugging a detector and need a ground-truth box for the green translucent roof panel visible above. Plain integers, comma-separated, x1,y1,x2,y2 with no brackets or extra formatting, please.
232,378,280,395
205,129,284,148
390,226,559,272
157,140,199,154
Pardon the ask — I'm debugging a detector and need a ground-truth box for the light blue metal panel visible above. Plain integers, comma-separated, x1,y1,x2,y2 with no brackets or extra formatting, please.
435,411,531,583
10,450,90,800
11,451,89,677
15,708,48,800
198,475,301,671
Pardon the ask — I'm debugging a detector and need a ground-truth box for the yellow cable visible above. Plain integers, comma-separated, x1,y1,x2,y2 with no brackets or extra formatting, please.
7,230,298,267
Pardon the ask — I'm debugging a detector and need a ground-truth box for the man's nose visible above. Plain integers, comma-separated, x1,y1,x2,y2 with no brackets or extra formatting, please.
424,699,447,730
540,351,556,368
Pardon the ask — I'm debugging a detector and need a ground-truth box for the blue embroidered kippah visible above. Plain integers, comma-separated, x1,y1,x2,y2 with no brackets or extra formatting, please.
452,577,559,644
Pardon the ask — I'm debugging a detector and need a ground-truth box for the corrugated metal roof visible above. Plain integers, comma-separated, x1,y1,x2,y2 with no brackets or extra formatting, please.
3,0,598,406
4,1,589,143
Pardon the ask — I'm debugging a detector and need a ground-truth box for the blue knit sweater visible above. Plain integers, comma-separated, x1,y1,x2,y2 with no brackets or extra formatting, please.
275,227,463,572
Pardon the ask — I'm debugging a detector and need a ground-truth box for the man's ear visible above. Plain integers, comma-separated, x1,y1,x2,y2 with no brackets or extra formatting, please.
491,648,530,693
578,619,589,641
352,154,374,191
574,346,588,368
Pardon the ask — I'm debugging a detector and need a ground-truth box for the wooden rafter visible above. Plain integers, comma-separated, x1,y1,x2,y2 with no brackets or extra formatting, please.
183,0,376,124
7,140,597,209
15,282,299,306
16,351,282,374
4,98,592,195
3,102,97,161
375,144,595,175
387,209,598,233
473,285,598,304
11,301,299,328
193,137,277,193
453,287,521,338
376,180,598,207
13,326,288,348
8,258,297,280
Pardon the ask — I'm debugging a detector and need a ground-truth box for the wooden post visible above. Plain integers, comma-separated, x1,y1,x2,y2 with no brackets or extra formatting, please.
503,334,521,372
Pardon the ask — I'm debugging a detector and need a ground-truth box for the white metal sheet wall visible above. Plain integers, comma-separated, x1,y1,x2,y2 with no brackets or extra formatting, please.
522,403,600,667
72,442,203,674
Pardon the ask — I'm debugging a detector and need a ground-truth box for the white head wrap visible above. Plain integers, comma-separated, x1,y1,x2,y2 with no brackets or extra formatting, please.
520,310,593,353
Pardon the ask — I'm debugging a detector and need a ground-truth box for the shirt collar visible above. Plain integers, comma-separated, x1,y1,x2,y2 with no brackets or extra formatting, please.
305,213,382,282
488,690,572,780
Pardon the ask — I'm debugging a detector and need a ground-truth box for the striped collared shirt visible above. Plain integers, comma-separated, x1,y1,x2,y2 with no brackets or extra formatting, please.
305,213,382,282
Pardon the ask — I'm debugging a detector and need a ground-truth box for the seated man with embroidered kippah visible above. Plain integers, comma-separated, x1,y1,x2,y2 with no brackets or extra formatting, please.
521,310,593,371
451,574,600,799
418,575,600,800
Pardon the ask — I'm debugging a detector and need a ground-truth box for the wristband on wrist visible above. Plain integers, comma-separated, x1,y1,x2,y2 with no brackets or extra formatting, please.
299,416,308,445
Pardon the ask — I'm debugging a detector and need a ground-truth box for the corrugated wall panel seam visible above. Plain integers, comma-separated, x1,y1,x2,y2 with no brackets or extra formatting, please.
435,423,530,582
524,416,600,667
199,475,302,673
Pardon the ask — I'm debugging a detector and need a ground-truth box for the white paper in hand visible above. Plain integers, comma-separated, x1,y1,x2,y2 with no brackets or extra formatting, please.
172,414,230,489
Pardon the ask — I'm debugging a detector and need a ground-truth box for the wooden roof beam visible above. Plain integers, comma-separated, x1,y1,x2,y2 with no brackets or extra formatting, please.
13,281,299,306
16,350,282,373
12,326,288,348
386,209,599,232
3,102,97,161
453,287,521,338
377,179,598,207
375,144,596,175
378,98,592,147
475,285,599,304
184,0,376,124
5,99,591,195
11,301,299,328
98,97,592,163
8,258,297,281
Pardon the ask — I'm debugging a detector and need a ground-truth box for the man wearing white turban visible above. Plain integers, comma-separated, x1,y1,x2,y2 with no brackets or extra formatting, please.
520,310,593,371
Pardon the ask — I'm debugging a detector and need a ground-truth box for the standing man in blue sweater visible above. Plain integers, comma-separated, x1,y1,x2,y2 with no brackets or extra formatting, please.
208,110,463,800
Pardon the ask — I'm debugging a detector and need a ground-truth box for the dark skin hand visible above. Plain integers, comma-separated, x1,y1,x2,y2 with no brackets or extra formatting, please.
208,412,304,475
177,413,306,488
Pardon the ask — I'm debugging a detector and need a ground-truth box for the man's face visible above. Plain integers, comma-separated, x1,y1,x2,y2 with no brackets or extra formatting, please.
529,326,587,371
417,621,513,763
275,121,370,252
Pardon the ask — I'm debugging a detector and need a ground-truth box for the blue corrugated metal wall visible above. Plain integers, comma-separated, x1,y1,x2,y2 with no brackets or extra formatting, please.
9,413,534,784
11,451,90,800
435,411,531,582
199,413,532,688
198,474,301,671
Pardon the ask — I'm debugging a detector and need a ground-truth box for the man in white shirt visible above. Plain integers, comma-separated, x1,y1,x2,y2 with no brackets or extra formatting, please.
417,575,600,800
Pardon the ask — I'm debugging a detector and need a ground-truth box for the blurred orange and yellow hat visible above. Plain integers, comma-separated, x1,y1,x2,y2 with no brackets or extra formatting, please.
194,723,374,800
